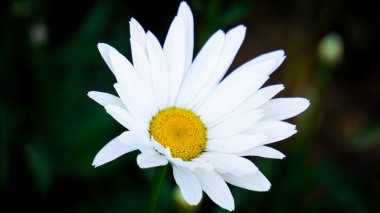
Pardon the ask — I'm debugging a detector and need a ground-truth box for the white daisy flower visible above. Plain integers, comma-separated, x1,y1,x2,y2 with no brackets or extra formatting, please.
88,2,309,211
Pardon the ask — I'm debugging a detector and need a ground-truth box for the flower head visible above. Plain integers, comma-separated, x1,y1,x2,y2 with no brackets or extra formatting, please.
88,2,309,211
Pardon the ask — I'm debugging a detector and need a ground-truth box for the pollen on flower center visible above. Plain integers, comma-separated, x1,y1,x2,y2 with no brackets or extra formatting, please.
149,107,207,161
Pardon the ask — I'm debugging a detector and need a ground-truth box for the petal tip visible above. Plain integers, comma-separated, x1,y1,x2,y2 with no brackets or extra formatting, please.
226,204,235,212
129,17,137,23
97,42,109,50
299,99,311,112
178,1,193,19
92,158,101,168
87,91,94,98
258,182,271,192
237,24,247,30
231,25,247,35
87,92,98,102
179,1,190,9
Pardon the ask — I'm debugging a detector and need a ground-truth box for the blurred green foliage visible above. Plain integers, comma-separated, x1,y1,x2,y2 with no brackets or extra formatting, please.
1,0,379,212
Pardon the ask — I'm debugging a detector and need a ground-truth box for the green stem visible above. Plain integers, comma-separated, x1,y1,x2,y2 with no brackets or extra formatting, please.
146,165,168,213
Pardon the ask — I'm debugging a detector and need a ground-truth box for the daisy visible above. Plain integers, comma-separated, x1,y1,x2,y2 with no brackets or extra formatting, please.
88,1,309,211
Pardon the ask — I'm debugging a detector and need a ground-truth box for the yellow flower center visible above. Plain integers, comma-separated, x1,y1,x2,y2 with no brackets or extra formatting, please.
149,107,207,161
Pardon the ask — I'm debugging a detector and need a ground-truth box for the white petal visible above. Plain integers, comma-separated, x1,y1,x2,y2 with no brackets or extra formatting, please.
176,30,225,108
194,169,234,211
97,43,116,74
92,132,136,167
177,2,194,70
146,32,170,109
245,121,297,144
236,84,285,113
221,171,271,192
107,46,135,85
130,38,150,84
261,98,310,121
212,85,284,125
129,18,146,50
249,50,284,64
208,110,264,138
171,159,214,172
130,38,159,115
153,140,213,171
198,153,258,176
151,138,209,175
88,91,124,108
164,16,186,106
118,131,153,151
244,50,285,75
225,56,277,78
136,150,168,169
187,25,246,109
106,45,135,85
168,154,214,172
207,134,267,153
173,166,202,205
104,105,147,136
157,143,212,173
114,83,150,128
108,46,156,125
180,160,214,172
197,60,276,122
238,146,285,159
150,138,169,156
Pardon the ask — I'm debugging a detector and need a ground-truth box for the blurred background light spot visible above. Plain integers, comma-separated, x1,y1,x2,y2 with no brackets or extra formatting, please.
318,33,344,65
29,22,48,45
173,186,200,212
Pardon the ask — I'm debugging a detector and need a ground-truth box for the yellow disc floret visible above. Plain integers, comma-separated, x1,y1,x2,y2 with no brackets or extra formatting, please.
149,107,207,161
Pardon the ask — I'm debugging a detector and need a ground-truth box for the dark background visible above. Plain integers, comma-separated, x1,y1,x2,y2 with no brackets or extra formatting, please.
1,0,379,212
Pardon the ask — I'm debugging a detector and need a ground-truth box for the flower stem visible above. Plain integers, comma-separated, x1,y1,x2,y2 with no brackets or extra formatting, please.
146,165,168,213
